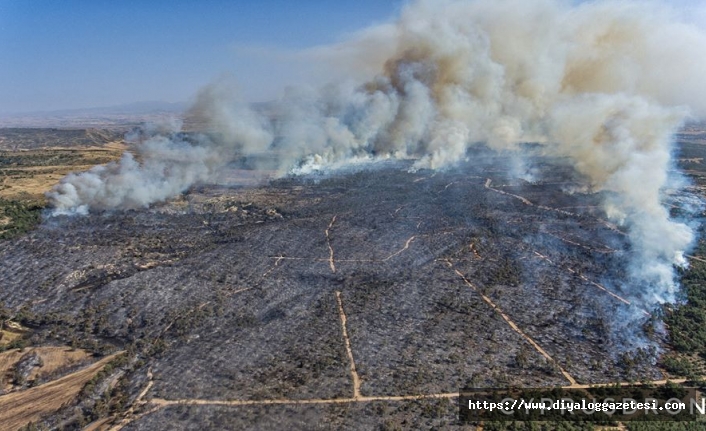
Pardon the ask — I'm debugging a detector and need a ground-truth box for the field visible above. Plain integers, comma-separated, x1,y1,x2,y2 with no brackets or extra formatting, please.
0,346,91,392
0,127,704,430
0,128,125,239
0,352,123,431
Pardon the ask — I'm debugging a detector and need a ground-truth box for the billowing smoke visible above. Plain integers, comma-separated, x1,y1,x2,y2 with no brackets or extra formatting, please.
48,85,273,214
48,0,706,305
49,124,213,214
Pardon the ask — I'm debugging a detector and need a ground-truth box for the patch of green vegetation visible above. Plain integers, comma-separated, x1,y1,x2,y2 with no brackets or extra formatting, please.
0,151,81,167
627,423,706,430
0,337,30,353
0,149,116,168
0,197,43,239
664,235,706,361
481,421,596,430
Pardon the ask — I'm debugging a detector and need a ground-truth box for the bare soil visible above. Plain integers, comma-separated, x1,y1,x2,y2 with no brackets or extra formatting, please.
0,353,121,431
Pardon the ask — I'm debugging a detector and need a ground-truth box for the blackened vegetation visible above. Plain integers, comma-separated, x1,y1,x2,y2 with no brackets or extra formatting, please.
0,143,702,429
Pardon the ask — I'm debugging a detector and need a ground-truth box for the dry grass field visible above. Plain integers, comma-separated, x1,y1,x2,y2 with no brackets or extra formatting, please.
0,128,126,239
0,329,22,348
0,352,122,431
0,143,127,201
0,346,92,392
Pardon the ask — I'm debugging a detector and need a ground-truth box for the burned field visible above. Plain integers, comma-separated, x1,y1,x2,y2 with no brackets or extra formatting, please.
2,133,704,430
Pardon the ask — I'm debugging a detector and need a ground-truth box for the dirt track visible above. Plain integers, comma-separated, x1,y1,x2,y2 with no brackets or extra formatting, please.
0,352,123,431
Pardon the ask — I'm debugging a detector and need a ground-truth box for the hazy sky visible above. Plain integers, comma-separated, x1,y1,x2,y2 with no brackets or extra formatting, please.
2,0,703,114
0,0,402,113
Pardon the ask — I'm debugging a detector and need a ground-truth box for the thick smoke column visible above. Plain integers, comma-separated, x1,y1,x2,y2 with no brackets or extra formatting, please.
48,91,272,214
49,0,706,305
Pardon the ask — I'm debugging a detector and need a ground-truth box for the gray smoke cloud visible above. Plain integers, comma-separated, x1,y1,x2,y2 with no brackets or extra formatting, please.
48,0,706,306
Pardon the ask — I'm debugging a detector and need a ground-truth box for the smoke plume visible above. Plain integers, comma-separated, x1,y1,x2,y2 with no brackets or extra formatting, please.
48,0,706,306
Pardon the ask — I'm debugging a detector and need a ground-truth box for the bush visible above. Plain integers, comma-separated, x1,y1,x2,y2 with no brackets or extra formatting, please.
0,198,42,239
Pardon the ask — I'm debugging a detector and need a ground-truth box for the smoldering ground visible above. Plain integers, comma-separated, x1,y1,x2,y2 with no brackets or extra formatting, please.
47,0,705,322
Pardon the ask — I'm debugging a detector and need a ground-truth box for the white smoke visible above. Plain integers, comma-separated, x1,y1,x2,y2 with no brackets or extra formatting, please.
48,0,706,305
47,82,273,213
49,134,214,214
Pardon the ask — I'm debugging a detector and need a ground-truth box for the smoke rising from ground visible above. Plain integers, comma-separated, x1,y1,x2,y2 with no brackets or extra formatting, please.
48,0,706,305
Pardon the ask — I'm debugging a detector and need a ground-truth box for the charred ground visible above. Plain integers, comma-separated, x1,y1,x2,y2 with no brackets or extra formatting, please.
0,128,704,430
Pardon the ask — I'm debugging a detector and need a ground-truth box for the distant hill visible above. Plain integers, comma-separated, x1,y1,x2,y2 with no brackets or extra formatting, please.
1,101,189,117
0,101,189,129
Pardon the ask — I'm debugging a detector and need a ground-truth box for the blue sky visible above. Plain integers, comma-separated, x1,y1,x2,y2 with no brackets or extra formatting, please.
0,0,403,113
